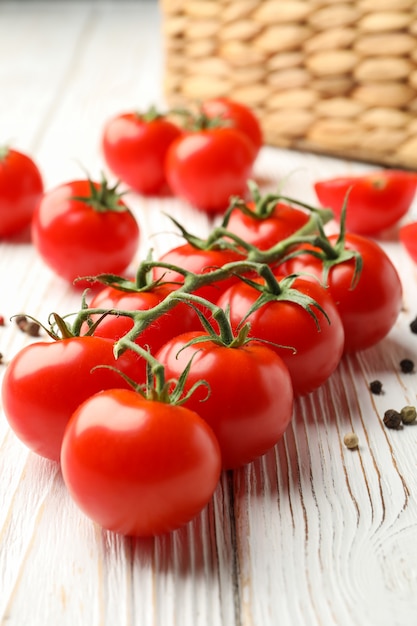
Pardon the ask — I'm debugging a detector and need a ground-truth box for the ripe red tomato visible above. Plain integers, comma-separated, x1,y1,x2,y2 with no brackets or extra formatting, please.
165,127,254,214
314,170,417,236
399,222,417,264
153,243,243,304
1,336,143,462
61,389,221,536
156,334,293,469
84,282,199,380
201,97,263,159
101,110,182,195
279,232,403,353
225,200,310,251
217,275,345,395
31,178,140,285
0,146,43,237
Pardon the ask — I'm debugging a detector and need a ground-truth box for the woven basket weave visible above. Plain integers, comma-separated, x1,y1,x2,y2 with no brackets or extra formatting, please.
160,0,417,169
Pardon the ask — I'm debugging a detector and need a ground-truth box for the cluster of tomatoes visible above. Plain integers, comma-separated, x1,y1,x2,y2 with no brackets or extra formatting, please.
1,97,417,538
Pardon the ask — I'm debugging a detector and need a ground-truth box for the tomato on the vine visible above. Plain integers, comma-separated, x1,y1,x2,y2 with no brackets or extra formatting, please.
101,109,182,195
225,200,310,251
279,232,403,353
153,243,244,304
201,97,263,159
314,170,417,235
165,125,254,214
1,336,143,462
156,333,293,469
399,222,417,264
31,178,140,285
0,146,43,237
61,388,221,536
217,274,345,395
84,282,199,381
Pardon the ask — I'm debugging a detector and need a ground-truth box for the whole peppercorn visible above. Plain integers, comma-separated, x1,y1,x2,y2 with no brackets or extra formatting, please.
14,315,40,337
343,432,359,449
400,358,415,374
400,405,417,425
15,314,28,330
369,379,383,395
383,409,402,430
24,321,41,337
410,317,417,335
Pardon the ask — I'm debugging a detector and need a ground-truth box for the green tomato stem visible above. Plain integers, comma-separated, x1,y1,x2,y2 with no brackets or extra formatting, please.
68,200,335,356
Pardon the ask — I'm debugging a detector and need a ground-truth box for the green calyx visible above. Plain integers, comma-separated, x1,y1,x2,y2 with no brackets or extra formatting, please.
10,311,80,341
170,104,231,132
102,341,210,406
222,179,334,224
232,269,330,332
71,174,129,213
139,105,164,123
282,191,362,288
168,291,252,349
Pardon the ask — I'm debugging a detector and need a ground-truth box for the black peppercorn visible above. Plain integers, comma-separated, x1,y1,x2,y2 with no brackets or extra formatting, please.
14,315,41,337
410,317,417,335
400,358,414,374
369,379,383,395
24,321,40,337
383,409,402,430
15,314,28,330
400,405,417,425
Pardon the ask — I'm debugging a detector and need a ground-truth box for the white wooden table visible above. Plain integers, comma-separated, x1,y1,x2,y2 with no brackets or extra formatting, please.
1,2,417,625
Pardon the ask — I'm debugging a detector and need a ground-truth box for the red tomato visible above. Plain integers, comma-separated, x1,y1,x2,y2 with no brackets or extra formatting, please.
101,110,182,195
314,170,417,235
279,233,403,352
156,334,293,469
399,222,417,264
61,389,221,536
153,244,243,304
165,127,254,214
225,201,310,251
201,97,263,159
31,179,140,285
85,282,199,380
1,336,143,461
217,275,345,395
0,146,43,237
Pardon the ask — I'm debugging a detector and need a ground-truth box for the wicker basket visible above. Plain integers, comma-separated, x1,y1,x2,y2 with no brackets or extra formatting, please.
160,0,417,169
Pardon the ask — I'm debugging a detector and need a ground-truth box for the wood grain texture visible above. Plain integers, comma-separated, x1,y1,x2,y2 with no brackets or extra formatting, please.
1,2,417,625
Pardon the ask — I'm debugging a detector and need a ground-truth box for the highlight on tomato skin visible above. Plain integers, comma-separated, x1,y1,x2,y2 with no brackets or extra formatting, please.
399,222,417,264
60,389,222,537
314,170,417,236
